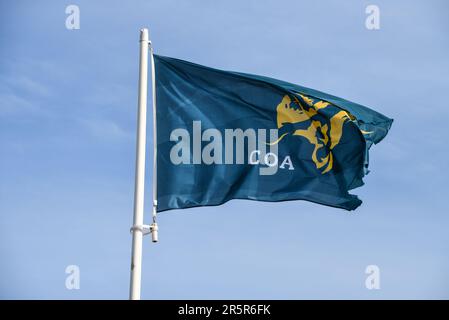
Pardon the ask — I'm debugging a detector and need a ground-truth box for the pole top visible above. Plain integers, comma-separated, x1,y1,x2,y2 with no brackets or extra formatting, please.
140,28,149,42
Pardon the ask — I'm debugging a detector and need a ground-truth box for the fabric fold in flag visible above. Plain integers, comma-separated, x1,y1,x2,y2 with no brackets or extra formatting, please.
154,55,393,212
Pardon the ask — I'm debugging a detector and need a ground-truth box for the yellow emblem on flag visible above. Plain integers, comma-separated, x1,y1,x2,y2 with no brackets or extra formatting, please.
274,94,356,174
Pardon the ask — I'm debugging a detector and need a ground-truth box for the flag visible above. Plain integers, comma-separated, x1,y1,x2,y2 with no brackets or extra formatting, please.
154,55,393,211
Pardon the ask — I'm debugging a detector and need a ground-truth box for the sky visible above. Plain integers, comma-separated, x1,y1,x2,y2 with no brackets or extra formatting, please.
0,0,448,299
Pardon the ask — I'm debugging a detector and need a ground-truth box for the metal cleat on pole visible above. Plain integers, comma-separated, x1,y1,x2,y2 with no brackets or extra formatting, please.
130,222,159,243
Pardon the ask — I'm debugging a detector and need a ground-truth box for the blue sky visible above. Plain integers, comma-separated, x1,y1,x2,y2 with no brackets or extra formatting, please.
1,0,448,299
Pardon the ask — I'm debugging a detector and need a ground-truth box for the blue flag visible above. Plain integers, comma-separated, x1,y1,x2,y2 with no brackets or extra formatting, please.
154,55,392,211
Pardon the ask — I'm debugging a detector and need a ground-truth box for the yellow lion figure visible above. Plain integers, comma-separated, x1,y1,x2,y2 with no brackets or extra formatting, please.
275,93,355,174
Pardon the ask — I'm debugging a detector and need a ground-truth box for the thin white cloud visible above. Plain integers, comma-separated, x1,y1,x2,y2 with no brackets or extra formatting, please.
0,92,40,116
0,60,54,117
80,118,133,142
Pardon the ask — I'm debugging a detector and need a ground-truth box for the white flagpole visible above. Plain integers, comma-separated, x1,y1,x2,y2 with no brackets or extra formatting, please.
150,34,158,236
129,28,149,300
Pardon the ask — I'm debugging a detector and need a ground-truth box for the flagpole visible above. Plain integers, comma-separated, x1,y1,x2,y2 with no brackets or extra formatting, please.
129,28,149,300
150,35,158,234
